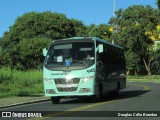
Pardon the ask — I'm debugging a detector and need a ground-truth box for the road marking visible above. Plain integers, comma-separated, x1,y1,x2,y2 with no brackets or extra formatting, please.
143,85,149,91
51,99,118,117
29,83,150,120
127,83,150,91
29,99,118,120
128,80,160,83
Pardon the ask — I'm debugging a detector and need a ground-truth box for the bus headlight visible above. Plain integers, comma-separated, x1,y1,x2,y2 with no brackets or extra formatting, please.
79,88,91,93
83,76,95,83
46,89,56,94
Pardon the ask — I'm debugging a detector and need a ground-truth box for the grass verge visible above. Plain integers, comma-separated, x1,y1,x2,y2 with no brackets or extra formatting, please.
127,75,160,82
0,67,43,98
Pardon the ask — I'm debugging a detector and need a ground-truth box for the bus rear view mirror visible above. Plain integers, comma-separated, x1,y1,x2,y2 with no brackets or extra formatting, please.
43,48,48,56
98,44,103,53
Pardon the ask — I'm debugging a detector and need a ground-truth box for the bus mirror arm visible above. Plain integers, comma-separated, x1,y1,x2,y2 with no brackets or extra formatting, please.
43,48,48,56
96,44,103,53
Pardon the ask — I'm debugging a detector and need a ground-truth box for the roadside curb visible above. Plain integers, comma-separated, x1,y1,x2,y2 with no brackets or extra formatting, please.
0,98,50,109
128,80,160,83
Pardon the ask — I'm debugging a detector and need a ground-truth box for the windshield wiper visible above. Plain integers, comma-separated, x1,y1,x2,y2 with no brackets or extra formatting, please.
72,60,88,66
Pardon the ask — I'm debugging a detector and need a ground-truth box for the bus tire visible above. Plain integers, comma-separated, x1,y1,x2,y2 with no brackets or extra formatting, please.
99,84,103,99
111,82,120,97
51,97,60,104
90,86,101,103
90,95,98,103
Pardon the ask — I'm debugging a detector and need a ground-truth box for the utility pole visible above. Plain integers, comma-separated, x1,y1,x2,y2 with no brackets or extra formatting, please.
113,0,116,17
112,0,116,44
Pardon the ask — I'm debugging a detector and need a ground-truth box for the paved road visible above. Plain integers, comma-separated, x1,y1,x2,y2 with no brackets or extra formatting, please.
1,82,160,120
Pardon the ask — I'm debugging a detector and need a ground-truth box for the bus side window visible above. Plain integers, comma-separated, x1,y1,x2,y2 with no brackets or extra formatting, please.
115,48,119,65
108,46,113,65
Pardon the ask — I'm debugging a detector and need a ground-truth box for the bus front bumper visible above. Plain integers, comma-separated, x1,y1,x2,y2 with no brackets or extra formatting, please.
45,88,95,97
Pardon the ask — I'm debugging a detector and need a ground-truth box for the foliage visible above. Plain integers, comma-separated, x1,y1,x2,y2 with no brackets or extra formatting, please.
0,40,3,66
151,49,160,74
69,18,87,36
145,25,160,41
109,5,160,75
0,12,86,70
16,37,51,70
157,0,160,11
86,24,111,41
125,50,141,72
3,12,74,43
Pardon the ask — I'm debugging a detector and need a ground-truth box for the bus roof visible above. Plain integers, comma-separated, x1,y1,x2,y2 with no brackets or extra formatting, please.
93,37,124,49
52,37,123,49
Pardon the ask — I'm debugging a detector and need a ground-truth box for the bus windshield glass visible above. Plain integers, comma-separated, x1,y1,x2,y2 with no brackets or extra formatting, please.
44,41,95,70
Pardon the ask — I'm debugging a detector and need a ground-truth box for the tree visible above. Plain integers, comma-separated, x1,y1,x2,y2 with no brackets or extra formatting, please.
86,24,111,41
145,26,160,41
125,50,141,75
109,5,160,75
157,0,160,11
69,19,87,36
86,24,97,37
2,12,74,45
0,40,3,67
1,11,86,70
96,24,112,40
151,49,160,74
16,37,51,70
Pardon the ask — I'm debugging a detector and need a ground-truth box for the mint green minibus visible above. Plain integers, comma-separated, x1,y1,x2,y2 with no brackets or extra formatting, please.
43,37,126,104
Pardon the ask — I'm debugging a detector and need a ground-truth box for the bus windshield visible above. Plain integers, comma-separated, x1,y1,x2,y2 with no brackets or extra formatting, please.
44,41,95,70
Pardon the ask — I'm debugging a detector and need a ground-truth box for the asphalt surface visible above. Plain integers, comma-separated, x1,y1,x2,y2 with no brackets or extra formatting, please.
1,82,160,120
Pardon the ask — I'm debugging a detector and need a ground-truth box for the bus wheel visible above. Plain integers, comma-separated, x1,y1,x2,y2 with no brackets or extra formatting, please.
112,82,120,97
90,87,101,103
90,95,98,103
51,97,60,104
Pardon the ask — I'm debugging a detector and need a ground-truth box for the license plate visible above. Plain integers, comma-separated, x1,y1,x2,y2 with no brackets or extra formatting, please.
63,84,71,87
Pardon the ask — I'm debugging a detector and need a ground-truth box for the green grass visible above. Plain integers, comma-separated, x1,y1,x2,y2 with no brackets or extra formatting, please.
0,67,43,98
127,75,160,82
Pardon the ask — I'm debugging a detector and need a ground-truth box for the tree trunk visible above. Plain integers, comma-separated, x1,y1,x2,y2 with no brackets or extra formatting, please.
143,58,151,75
134,70,137,75
127,70,130,75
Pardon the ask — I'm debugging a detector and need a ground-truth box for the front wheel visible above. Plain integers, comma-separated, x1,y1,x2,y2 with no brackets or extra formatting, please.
90,86,102,103
90,95,99,103
51,97,60,104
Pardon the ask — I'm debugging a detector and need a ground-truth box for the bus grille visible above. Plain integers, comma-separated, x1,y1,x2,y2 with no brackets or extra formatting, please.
54,78,80,92
57,87,77,92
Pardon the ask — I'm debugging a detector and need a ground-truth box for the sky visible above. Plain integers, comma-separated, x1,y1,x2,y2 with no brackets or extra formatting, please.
0,0,157,37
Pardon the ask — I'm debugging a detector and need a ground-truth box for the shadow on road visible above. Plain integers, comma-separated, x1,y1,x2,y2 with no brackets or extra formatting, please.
60,90,150,104
117,90,150,100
